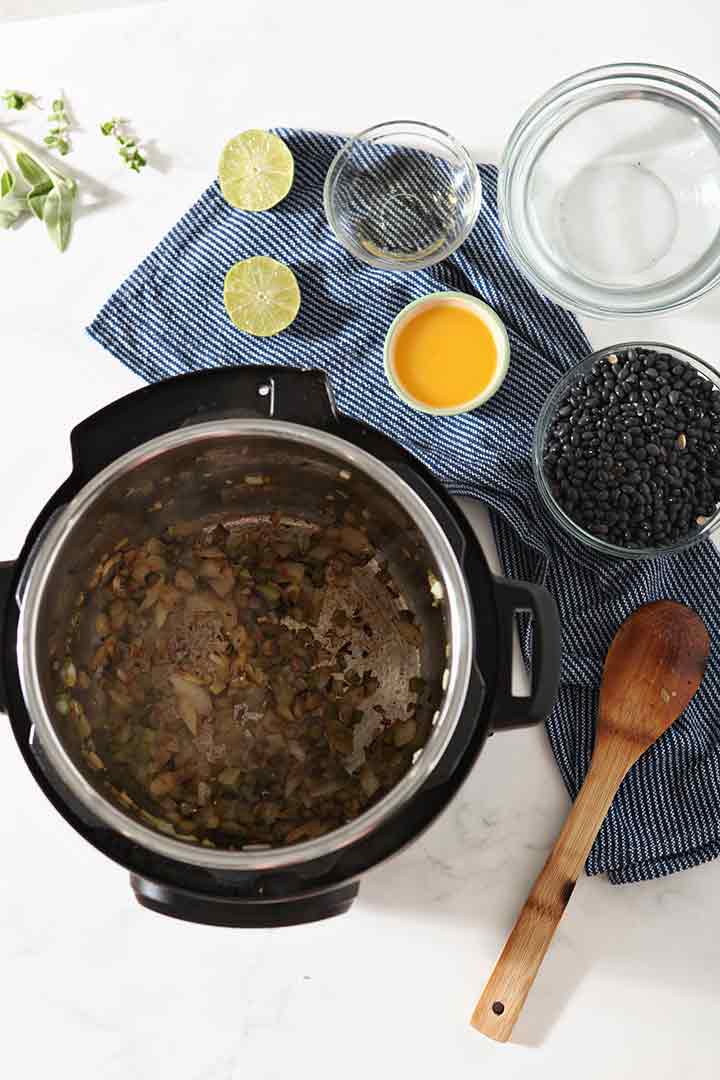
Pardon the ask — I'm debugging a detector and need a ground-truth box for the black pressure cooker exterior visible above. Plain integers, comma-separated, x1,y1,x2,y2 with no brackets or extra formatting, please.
0,367,560,928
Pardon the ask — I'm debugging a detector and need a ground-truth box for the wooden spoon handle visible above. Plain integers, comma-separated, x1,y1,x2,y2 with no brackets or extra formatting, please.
470,742,633,1041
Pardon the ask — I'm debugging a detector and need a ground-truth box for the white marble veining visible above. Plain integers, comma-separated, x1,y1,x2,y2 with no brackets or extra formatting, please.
2,3,720,1077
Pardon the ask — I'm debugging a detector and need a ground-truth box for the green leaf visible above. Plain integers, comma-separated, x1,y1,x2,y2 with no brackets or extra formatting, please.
2,90,34,111
52,99,64,112
0,130,77,246
27,192,49,220
0,169,14,197
100,120,115,136
28,178,53,197
16,151,52,188
0,165,25,226
0,194,28,228
61,176,78,199
26,177,53,219
42,183,74,252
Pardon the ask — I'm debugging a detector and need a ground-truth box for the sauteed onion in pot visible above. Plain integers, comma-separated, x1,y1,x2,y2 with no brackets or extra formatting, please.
53,511,433,849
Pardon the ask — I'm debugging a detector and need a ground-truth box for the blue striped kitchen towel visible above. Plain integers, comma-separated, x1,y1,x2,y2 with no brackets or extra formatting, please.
88,128,720,884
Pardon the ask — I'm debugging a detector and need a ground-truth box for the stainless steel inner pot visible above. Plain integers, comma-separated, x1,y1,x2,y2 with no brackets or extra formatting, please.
17,420,474,871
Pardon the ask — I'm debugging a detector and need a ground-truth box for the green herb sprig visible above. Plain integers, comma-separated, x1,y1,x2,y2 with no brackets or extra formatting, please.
0,130,77,250
44,97,71,156
2,89,37,111
0,168,27,228
101,117,146,173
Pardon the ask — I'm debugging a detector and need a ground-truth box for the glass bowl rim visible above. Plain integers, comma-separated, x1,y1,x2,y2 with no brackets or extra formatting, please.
323,119,482,272
499,62,720,318
533,340,720,560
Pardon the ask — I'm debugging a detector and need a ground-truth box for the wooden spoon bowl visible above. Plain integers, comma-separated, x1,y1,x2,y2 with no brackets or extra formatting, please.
471,600,709,1042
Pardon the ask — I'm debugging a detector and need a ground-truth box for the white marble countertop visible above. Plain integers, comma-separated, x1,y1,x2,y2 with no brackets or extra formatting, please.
2,2,720,1077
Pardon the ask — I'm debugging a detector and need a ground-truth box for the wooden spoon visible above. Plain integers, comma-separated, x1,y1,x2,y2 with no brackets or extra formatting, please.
471,600,709,1043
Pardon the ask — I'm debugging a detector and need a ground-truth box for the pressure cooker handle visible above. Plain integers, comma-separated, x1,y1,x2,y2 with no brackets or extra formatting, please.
130,875,359,928
490,578,561,731
70,367,339,479
0,560,15,714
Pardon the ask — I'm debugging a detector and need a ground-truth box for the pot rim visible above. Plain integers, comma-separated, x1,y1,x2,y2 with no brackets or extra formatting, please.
17,419,474,871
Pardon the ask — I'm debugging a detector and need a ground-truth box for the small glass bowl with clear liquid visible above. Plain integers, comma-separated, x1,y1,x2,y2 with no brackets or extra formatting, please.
323,121,482,272
500,64,720,317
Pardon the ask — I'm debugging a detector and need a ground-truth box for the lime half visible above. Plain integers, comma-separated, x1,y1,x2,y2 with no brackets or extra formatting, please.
224,256,301,337
218,130,294,211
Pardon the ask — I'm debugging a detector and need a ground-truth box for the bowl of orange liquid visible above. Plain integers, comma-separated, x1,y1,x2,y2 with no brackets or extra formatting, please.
384,292,510,415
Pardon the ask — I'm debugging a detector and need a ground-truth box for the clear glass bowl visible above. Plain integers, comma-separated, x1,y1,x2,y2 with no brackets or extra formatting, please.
534,343,720,560
323,121,482,271
500,64,720,317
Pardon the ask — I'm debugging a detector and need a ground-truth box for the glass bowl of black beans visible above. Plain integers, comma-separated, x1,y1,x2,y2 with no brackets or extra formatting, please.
535,343,720,558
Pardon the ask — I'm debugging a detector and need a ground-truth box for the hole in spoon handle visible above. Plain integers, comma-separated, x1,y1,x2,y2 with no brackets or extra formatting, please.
471,749,630,1042
470,892,561,1042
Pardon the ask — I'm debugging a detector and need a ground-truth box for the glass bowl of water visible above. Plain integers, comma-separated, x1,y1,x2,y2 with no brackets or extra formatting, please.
499,64,720,317
323,121,482,271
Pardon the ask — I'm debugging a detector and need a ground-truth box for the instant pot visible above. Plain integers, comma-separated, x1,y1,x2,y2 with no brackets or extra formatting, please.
0,367,560,927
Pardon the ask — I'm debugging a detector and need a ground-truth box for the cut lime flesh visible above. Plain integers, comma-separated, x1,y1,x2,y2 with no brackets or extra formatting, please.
223,255,300,337
218,130,294,212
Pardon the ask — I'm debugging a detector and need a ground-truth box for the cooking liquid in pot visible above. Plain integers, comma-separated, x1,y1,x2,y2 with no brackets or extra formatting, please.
53,511,435,848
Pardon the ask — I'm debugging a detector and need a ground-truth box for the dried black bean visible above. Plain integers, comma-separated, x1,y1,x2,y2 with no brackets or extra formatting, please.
542,347,720,549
